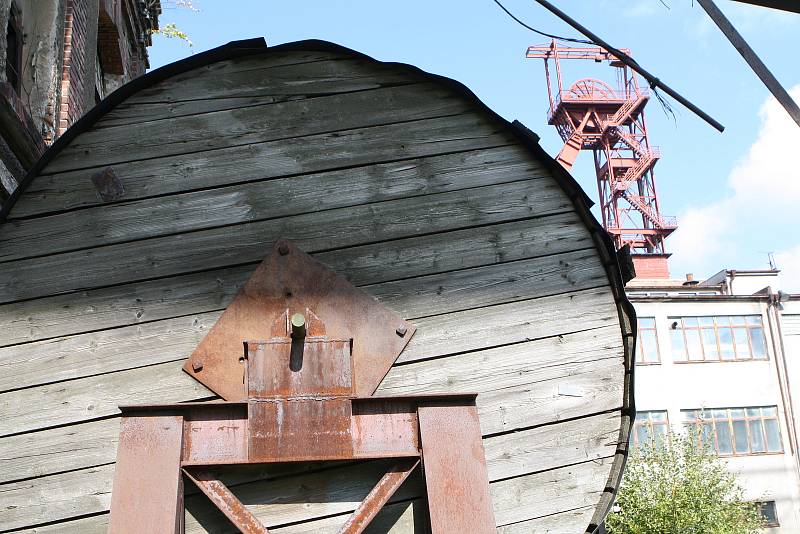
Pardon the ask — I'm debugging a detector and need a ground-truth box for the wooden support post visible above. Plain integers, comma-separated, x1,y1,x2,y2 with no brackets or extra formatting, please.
418,405,496,534
108,415,185,534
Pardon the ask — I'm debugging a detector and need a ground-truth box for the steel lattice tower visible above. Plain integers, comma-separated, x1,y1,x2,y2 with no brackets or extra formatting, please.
527,41,676,277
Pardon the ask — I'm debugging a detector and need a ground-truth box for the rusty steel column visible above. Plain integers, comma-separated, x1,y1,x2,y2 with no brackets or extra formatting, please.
107,415,185,534
418,405,497,534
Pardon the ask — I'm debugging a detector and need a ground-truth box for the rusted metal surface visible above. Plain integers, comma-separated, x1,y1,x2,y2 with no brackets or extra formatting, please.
339,458,421,534
246,339,353,398
418,405,497,534
183,239,416,401
183,468,271,534
248,397,355,461
182,405,248,465
111,244,495,531
108,415,185,534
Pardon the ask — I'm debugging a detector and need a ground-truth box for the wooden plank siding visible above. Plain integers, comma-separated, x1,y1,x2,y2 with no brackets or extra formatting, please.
0,40,633,534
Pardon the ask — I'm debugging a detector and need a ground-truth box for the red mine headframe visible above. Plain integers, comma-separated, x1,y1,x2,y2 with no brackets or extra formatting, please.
527,40,676,278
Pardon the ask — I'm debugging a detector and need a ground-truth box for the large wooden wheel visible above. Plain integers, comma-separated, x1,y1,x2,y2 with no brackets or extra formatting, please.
0,39,634,534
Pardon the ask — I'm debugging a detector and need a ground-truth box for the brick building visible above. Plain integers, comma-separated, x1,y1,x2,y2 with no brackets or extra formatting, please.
0,0,159,201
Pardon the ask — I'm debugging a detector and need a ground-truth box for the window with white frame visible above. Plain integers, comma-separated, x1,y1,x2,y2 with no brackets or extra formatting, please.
636,317,660,364
632,410,669,448
682,407,783,456
669,315,768,362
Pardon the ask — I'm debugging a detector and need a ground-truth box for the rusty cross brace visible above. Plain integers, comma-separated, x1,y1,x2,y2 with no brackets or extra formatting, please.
107,242,496,533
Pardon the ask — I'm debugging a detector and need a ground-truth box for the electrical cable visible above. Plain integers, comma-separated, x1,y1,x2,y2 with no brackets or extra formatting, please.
491,0,591,45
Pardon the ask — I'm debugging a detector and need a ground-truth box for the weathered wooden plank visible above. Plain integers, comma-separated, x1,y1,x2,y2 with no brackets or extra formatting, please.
0,276,610,391
46,83,473,174
13,114,512,218
0,319,621,482
0,180,573,303
0,249,606,390
490,457,614,528
101,58,425,127
497,507,596,533
5,499,428,534
125,52,394,103
0,213,591,347
0,146,544,262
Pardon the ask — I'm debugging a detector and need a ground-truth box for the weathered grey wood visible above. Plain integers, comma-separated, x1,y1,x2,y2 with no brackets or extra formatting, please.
0,180,573,303
0,249,606,391
5,500,427,534
0,412,618,532
125,52,394,103
497,507,596,533
0,293,617,436
46,83,473,174
101,58,425,127
490,457,614,528
0,146,545,262
12,114,512,218
0,336,622,484
0,213,591,347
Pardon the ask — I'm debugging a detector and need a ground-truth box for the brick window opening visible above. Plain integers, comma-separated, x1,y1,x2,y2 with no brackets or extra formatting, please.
632,410,669,448
669,315,768,362
636,317,660,364
682,407,783,456
5,4,22,92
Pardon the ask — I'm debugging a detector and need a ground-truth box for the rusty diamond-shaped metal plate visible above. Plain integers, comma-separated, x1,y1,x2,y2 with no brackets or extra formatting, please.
183,239,416,400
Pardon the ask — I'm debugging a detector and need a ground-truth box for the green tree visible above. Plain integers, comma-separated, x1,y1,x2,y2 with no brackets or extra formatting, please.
606,431,764,534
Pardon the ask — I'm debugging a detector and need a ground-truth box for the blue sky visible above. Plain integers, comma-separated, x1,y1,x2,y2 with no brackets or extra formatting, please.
149,1,800,290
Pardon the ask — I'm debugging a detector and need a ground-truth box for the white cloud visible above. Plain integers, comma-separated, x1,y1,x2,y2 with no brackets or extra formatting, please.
669,85,800,290
776,244,800,293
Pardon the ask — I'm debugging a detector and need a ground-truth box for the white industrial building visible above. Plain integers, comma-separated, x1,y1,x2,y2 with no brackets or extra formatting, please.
627,268,800,532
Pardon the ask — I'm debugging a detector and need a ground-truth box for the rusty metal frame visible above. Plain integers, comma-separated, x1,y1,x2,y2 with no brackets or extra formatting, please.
108,241,496,533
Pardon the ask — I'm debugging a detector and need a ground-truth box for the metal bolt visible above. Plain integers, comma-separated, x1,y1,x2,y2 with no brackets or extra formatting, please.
192,360,204,372
278,243,290,255
291,312,306,339
396,324,407,337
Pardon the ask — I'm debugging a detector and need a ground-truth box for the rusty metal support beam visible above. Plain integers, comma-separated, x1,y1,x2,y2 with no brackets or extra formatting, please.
418,405,497,534
697,0,800,129
183,468,271,534
339,458,421,534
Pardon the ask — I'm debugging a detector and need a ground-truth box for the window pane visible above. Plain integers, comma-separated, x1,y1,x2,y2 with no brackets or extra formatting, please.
639,317,655,328
731,316,746,326
719,328,735,360
746,407,761,417
716,421,733,455
733,328,751,358
751,327,767,359
749,420,766,453
635,413,648,423
699,317,714,326
671,330,687,361
730,408,745,419
641,330,659,362
733,420,749,453
746,316,762,326
652,425,667,448
765,419,782,452
701,422,714,449
650,411,667,422
701,329,719,359
682,410,697,421
716,316,731,327
758,501,778,526
762,407,777,417
636,425,650,446
711,409,728,419
686,329,703,361
683,317,699,327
